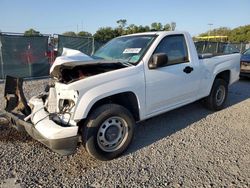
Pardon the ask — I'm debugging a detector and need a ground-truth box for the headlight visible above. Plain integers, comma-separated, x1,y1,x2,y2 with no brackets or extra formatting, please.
58,99,75,113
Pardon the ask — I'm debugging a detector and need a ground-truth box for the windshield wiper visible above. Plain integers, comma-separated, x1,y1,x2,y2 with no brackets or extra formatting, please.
120,61,134,66
91,55,104,60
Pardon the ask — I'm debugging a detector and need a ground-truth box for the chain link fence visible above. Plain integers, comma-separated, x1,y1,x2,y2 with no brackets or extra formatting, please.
195,41,249,54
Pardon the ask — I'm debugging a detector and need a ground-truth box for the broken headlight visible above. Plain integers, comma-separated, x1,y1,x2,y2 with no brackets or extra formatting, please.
58,99,75,113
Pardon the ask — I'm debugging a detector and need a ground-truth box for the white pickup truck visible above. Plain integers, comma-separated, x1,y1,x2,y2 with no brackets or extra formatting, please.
2,31,240,160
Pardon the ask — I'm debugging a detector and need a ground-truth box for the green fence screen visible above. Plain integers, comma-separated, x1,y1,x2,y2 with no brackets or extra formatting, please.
0,35,49,79
58,35,94,56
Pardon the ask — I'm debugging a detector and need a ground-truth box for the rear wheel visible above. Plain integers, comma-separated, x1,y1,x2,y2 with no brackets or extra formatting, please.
203,79,228,111
81,104,135,161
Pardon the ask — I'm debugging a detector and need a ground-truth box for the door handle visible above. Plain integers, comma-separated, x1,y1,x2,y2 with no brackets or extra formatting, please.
183,66,193,74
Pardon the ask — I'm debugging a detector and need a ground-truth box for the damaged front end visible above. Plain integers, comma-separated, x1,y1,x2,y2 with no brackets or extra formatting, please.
1,75,79,155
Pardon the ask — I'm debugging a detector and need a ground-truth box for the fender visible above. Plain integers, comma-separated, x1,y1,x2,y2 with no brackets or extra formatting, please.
73,77,145,121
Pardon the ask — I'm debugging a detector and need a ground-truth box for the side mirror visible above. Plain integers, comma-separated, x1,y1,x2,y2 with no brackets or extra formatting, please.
148,53,168,69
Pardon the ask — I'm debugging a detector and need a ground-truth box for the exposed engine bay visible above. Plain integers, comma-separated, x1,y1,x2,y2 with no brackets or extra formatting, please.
50,48,131,84
56,63,128,84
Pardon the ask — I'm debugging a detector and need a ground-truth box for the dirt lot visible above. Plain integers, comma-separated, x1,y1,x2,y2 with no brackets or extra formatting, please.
0,78,249,187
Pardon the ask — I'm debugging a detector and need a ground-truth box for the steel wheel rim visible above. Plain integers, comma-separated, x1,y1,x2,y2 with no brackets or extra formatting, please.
215,85,226,106
97,116,129,152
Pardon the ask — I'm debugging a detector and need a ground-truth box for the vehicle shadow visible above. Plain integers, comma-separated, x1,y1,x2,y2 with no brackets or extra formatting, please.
125,79,250,155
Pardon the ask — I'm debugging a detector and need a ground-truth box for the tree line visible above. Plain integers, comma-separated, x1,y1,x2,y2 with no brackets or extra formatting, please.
198,25,250,42
23,21,250,43
62,19,176,42
24,19,176,42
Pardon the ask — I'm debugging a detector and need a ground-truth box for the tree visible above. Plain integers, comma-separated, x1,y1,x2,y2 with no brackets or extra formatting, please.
94,27,119,42
138,25,150,33
116,19,127,28
214,27,231,36
126,24,139,34
151,22,163,31
199,27,231,37
229,25,250,42
116,19,127,35
62,31,77,37
24,28,41,36
92,21,180,42
78,31,92,37
197,25,250,42
144,25,151,32
170,22,176,31
164,24,171,31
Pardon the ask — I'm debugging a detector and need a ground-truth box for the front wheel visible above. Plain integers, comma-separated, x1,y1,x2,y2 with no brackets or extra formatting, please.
81,104,135,161
203,78,228,111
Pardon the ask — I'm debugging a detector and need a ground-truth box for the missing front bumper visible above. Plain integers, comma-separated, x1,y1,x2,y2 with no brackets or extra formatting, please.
1,110,79,155
2,75,79,156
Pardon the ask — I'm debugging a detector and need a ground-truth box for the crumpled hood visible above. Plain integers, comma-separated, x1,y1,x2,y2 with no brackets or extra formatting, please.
50,48,94,75
50,48,131,83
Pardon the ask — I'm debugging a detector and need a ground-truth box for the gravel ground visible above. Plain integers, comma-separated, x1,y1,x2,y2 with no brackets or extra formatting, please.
0,78,249,187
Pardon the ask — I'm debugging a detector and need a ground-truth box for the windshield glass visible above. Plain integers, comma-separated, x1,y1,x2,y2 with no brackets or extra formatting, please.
93,35,156,64
243,48,250,55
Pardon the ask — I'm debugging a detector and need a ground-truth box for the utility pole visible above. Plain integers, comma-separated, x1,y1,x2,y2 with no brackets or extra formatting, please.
208,23,213,37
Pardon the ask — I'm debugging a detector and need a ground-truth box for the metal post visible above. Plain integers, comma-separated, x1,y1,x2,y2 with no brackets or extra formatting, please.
0,37,4,79
202,41,206,53
91,37,95,55
240,42,243,53
216,42,219,54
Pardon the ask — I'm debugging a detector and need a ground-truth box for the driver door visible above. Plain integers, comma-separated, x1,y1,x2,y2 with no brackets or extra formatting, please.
145,34,200,116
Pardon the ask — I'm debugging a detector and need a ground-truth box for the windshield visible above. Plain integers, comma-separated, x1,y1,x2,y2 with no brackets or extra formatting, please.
93,35,156,64
243,48,250,55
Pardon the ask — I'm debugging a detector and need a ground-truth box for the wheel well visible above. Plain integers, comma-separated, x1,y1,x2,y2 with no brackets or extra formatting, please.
215,70,230,84
88,92,140,121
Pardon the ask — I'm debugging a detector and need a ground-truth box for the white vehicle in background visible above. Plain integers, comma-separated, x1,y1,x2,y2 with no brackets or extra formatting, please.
1,31,240,160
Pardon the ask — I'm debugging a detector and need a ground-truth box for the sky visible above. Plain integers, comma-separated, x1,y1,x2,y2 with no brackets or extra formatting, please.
0,0,249,36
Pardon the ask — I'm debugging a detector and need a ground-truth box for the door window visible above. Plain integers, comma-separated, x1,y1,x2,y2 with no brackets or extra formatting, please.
154,35,189,66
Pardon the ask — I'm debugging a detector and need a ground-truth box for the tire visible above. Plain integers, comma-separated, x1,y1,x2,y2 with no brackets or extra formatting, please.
81,104,135,161
203,78,228,111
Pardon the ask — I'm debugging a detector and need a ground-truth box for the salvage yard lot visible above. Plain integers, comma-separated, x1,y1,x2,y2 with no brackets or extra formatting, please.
0,78,249,187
